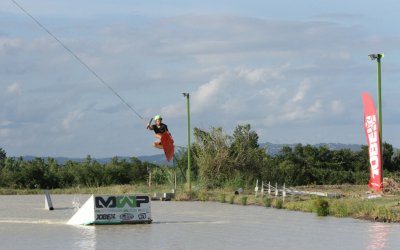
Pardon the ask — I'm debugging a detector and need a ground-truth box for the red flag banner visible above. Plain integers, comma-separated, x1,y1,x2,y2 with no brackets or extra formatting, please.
361,92,382,191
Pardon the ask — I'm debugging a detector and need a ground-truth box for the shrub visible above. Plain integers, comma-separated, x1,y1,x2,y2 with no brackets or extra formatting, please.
273,198,283,209
314,198,329,216
263,197,272,207
198,191,209,202
333,202,348,217
229,195,235,204
241,196,248,206
219,193,226,203
175,190,196,201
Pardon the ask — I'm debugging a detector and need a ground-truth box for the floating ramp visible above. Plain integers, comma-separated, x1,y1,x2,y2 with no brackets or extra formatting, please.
67,195,152,225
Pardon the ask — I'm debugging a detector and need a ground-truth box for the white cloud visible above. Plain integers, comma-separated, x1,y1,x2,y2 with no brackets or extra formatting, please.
237,64,288,85
292,79,311,102
331,100,345,114
0,38,21,52
62,110,84,130
0,121,13,127
308,100,321,113
259,86,286,106
191,73,228,113
161,103,186,118
5,82,21,96
260,78,324,126
0,128,10,137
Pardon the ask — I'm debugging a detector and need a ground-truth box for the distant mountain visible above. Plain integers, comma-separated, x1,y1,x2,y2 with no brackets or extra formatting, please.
19,146,187,166
260,142,363,156
20,154,172,166
18,143,363,165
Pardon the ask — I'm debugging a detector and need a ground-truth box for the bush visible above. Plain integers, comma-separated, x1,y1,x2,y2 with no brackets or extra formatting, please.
263,197,272,207
229,195,235,204
332,202,348,217
241,196,248,206
175,190,196,201
219,193,226,203
198,191,209,201
273,198,283,209
314,198,329,216
372,205,396,222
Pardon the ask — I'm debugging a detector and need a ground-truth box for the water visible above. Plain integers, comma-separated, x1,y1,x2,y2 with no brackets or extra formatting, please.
0,195,399,250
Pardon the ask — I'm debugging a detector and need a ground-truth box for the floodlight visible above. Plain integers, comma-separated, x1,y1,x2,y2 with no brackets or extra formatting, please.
368,53,384,61
368,54,378,60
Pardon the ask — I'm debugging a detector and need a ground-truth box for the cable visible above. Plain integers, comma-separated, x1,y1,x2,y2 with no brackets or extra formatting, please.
11,0,144,120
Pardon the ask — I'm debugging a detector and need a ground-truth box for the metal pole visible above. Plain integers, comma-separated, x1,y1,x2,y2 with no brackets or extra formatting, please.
183,93,191,197
376,56,382,151
368,53,384,186
376,55,383,185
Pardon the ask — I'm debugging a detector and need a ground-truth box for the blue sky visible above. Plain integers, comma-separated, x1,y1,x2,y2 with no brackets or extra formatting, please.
1,0,400,157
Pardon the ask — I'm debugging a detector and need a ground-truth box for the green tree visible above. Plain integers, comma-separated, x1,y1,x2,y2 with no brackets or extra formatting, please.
331,149,354,171
22,157,47,189
2,157,25,188
83,157,104,187
392,150,400,172
105,157,133,185
382,142,395,171
0,148,6,168
230,124,265,180
0,148,6,186
193,127,233,186
130,157,148,184
353,146,369,173
174,148,198,183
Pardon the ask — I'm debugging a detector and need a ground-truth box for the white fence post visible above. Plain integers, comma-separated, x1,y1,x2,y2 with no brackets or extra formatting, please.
261,181,264,197
254,179,259,197
283,183,286,202
268,182,271,195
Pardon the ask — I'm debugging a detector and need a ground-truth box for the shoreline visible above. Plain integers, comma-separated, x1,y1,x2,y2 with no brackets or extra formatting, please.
1,184,399,223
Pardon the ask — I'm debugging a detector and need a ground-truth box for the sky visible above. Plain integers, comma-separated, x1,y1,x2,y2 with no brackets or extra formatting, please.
1,0,400,158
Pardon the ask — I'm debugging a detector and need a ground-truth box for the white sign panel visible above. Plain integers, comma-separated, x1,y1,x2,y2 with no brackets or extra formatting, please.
94,195,152,224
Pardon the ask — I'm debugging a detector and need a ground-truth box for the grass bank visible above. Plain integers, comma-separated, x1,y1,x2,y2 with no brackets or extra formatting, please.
1,184,399,223
183,185,400,223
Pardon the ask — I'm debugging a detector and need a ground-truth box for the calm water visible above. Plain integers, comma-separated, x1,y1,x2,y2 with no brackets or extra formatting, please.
0,195,399,250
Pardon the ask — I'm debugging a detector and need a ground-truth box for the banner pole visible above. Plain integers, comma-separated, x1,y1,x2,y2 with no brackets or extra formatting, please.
376,55,383,186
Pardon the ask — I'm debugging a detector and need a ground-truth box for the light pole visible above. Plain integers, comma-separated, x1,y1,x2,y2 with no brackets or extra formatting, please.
368,53,384,183
182,93,191,197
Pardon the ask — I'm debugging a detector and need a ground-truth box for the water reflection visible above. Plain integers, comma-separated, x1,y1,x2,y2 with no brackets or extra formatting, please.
72,196,81,212
74,226,96,249
366,223,390,250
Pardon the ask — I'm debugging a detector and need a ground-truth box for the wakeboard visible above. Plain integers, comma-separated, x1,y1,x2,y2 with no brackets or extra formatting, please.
161,132,174,161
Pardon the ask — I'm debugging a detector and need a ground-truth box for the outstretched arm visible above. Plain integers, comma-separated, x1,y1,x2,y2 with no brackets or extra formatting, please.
146,118,153,130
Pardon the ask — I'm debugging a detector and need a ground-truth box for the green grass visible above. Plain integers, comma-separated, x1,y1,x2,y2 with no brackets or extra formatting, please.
241,196,248,206
229,195,235,204
219,193,226,203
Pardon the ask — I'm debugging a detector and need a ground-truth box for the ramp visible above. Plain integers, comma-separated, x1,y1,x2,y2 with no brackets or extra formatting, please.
67,195,152,225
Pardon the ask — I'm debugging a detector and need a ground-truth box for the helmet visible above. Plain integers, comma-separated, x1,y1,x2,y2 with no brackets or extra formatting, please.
154,115,162,121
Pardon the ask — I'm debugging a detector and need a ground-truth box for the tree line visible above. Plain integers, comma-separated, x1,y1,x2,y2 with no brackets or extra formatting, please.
1,124,400,189
0,152,159,189
184,124,400,188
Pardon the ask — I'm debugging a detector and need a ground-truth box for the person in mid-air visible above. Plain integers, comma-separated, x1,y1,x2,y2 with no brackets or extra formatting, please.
146,115,171,149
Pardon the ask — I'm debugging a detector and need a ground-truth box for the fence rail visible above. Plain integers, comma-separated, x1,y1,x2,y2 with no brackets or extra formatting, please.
254,180,341,199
